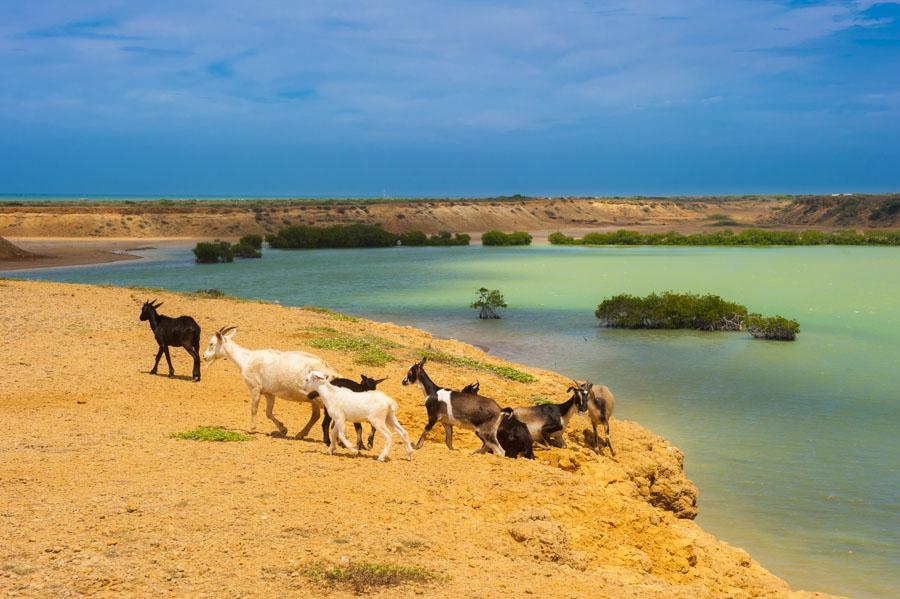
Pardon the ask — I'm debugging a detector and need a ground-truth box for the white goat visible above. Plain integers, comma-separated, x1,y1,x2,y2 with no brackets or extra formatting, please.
203,326,336,438
304,370,413,462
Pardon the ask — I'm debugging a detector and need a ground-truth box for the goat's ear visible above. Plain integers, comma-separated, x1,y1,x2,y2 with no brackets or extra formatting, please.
566,386,577,393
373,377,388,384
222,326,237,339
419,356,428,366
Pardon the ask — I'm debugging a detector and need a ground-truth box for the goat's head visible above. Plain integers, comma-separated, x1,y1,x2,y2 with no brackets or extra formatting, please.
571,381,593,412
203,326,237,362
360,374,387,390
401,357,427,386
460,380,480,395
304,370,330,390
139,299,163,321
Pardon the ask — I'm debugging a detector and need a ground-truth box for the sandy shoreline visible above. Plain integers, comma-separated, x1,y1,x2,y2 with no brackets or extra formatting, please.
0,279,837,598
0,237,196,272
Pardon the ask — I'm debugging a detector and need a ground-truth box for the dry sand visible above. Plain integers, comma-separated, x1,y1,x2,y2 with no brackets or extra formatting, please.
0,280,838,598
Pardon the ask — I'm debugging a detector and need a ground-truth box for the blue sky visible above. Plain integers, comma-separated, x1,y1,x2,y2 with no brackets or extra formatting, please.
1,1,899,196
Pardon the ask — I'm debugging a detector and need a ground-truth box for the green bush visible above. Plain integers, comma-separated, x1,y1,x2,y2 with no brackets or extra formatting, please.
398,230,428,246
267,224,398,249
232,241,262,258
398,230,470,246
549,228,900,246
596,292,748,331
481,230,533,246
193,241,234,263
746,314,800,341
239,234,263,249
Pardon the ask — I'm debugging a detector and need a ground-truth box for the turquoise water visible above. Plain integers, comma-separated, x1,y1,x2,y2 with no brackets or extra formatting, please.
7,245,899,598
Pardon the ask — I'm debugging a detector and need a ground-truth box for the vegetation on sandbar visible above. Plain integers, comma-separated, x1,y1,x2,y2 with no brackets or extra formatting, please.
266,224,470,249
596,292,799,340
420,349,536,383
481,230,533,246
550,228,900,246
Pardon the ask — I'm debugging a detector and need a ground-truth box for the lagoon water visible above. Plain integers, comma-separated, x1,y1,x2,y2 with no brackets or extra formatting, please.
9,245,899,598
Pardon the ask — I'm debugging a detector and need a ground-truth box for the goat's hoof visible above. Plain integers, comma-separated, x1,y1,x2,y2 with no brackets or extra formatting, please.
149,370,157,375
167,373,174,378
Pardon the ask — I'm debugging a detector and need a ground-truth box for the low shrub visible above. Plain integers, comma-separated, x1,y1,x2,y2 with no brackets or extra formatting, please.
267,224,398,249
746,314,800,340
596,292,748,331
239,234,263,249
549,228,900,246
481,230,533,246
301,560,437,593
231,241,262,258
193,241,234,263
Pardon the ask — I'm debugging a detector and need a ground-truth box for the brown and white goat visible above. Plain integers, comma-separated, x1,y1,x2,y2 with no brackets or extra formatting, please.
511,387,583,448
576,381,616,456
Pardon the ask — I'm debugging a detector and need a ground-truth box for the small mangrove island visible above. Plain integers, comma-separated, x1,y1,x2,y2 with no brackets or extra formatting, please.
266,224,470,248
596,292,799,340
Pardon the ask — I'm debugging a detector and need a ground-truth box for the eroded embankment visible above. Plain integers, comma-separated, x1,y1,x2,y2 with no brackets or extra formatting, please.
0,280,837,598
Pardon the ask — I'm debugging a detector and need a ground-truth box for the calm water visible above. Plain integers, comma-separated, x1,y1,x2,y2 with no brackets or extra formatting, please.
7,245,899,598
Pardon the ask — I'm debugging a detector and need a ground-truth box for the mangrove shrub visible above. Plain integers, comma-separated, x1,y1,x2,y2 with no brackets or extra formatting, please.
481,230,533,246
746,314,800,341
193,241,234,263
550,228,900,246
471,287,507,319
596,292,747,331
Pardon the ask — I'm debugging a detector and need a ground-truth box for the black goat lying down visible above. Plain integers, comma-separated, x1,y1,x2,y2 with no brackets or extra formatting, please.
497,408,534,459
311,374,387,450
139,299,201,381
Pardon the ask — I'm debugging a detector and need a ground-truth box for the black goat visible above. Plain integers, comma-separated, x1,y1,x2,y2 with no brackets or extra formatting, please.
497,408,534,459
313,374,387,450
139,299,202,381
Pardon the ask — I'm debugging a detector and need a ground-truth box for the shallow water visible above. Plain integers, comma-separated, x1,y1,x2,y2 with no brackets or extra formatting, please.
8,245,899,598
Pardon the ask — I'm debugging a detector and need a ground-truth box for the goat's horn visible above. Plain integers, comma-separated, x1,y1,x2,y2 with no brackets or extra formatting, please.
153,301,164,308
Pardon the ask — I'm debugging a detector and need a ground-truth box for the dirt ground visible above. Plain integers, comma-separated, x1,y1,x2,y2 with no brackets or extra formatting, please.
0,281,837,598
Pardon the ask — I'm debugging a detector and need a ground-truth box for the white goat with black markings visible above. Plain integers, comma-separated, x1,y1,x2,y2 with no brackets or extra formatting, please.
203,326,336,438
303,370,413,462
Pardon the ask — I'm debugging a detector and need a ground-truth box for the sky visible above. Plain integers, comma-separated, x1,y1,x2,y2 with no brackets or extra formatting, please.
1,0,899,197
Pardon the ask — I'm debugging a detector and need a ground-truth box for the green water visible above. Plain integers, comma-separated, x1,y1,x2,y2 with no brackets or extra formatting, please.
7,245,899,597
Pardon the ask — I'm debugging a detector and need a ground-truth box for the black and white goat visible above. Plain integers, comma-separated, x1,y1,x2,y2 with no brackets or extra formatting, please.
576,381,616,456
314,374,388,450
139,299,202,381
401,357,505,456
511,386,584,448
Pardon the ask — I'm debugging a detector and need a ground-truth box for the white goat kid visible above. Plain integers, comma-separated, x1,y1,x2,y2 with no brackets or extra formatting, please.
203,326,336,438
304,370,413,462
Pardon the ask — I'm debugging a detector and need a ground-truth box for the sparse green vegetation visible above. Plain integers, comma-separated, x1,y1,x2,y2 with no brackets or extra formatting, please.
481,230,533,246
421,349,536,383
239,234,263,249
746,314,800,341
529,394,553,405
301,306,358,322
266,224,398,249
308,333,400,366
549,228,900,246
172,427,252,442
231,241,262,258
191,288,227,298
301,560,438,594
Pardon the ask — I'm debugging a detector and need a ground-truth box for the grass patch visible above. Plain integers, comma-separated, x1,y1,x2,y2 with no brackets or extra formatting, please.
302,306,358,322
190,288,228,298
172,427,252,442
301,560,437,594
421,349,536,383
529,394,553,405
304,325,338,334
308,334,401,366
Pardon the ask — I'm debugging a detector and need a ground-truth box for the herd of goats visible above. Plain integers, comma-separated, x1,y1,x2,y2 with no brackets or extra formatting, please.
140,299,616,461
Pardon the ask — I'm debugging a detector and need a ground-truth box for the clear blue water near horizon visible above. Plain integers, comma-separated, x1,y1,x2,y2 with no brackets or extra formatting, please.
5,245,899,598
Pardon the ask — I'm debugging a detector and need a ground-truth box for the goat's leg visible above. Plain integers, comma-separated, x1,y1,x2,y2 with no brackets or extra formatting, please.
321,411,331,445
371,419,392,461
443,424,455,450
353,423,365,451
248,389,261,432
541,422,565,448
604,419,615,456
366,426,376,450
389,411,414,460
150,346,164,375
162,345,174,377
413,409,438,450
471,430,490,454
332,415,358,456
264,394,287,436
477,425,505,457
295,399,320,439
184,344,201,381
592,422,600,453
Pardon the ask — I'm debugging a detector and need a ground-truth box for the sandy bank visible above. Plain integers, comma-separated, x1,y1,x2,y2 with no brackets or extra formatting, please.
0,280,839,598
0,237,194,271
